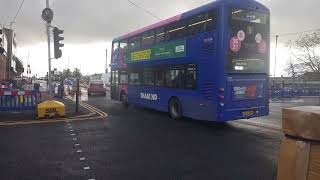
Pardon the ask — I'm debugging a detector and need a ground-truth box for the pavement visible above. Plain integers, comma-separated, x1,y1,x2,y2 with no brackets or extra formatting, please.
0,90,318,180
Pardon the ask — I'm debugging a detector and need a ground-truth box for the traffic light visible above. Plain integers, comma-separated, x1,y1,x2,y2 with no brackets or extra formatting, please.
53,27,64,59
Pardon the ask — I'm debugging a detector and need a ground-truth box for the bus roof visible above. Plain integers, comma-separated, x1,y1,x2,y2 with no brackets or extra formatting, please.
113,0,269,42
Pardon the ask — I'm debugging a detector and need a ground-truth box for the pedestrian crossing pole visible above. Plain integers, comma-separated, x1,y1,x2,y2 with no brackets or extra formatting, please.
42,0,53,96
46,0,51,95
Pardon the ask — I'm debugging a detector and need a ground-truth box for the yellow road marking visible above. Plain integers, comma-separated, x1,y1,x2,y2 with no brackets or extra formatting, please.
0,101,108,126
80,102,107,117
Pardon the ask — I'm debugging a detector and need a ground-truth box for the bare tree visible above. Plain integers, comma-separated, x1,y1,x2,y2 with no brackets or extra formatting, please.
286,32,320,73
72,68,82,79
284,59,301,90
61,68,71,81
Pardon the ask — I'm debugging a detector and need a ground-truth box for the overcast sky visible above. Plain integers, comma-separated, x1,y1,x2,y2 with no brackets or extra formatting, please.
1,0,320,76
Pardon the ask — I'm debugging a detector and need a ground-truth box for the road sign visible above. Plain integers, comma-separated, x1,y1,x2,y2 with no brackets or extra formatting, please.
42,8,54,23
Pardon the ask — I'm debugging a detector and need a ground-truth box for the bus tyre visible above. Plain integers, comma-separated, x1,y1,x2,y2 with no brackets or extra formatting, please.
121,92,129,108
169,98,183,120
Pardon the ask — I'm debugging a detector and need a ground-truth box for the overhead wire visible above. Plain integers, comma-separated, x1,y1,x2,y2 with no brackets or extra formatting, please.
127,0,162,20
11,0,25,26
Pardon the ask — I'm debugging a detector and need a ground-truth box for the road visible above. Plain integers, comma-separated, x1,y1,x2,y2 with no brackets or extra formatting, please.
0,91,318,180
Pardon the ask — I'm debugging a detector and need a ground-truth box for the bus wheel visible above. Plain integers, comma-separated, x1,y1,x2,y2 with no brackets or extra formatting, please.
169,98,182,120
121,92,129,108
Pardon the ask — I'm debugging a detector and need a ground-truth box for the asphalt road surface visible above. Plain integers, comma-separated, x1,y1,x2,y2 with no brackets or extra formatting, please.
0,92,318,180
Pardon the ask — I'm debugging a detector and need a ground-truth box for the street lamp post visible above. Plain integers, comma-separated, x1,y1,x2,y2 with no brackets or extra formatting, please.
274,35,279,77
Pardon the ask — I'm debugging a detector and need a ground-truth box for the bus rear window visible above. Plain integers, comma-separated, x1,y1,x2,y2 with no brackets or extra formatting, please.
231,9,268,24
228,8,269,73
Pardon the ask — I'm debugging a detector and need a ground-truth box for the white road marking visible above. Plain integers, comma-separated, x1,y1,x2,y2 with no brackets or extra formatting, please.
80,157,86,161
269,112,280,116
77,149,82,153
73,138,78,141
70,133,76,136
75,143,80,146
70,129,74,132
88,179,95,180
83,166,90,170
68,126,72,129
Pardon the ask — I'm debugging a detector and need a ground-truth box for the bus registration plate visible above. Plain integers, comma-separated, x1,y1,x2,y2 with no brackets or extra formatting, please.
242,111,254,116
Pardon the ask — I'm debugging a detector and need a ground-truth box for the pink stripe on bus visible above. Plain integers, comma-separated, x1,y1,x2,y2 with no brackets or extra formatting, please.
117,14,182,40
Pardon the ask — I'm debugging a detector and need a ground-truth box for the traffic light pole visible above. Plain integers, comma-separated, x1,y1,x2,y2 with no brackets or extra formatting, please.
46,0,52,96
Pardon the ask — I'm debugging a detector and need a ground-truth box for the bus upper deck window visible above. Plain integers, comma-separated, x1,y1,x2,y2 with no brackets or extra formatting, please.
166,21,186,41
187,13,206,36
156,28,165,43
129,36,141,50
112,42,119,53
206,11,216,31
142,31,155,47
120,41,128,52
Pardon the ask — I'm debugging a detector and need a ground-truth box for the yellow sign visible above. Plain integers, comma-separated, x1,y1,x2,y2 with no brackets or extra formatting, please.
242,111,254,116
131,49,151,61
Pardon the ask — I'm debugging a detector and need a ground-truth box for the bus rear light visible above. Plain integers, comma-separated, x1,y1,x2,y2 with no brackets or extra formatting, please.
219,95,225,101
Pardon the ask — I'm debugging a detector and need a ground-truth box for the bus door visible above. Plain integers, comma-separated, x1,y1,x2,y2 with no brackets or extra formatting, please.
111,70,120,100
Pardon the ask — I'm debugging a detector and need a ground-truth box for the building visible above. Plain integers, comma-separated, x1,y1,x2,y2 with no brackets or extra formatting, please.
270,73,320,91
0,28,24,84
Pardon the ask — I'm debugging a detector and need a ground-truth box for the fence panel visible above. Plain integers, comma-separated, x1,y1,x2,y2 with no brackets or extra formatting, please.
0,91,41,111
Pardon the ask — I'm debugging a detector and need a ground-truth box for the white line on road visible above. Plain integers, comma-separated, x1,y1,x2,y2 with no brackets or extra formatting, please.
70,129,74,132
80,157,86,161
88,179,95,180
269,112,280,116
70,133,76,136
75,143,80,146
73,138,78,141
236,120,281,131
77,149,82,153
83,166,90,170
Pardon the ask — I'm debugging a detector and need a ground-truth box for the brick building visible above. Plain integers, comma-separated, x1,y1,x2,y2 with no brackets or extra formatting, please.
0,28,24,84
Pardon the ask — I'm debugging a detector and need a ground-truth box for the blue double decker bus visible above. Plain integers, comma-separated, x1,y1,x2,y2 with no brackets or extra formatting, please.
110,0,270,122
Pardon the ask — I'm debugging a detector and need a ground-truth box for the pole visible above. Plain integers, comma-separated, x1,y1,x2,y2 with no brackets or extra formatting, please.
46,0,52,96
274,35,279,77
75,78,79,113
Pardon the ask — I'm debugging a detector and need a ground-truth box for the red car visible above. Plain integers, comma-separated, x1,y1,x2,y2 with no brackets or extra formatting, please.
88,80,106,96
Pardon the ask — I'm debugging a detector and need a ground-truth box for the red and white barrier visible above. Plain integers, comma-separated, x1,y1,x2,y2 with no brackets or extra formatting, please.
0,90,33,96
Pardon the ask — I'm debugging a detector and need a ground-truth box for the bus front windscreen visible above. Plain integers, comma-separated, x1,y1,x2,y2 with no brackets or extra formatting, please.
227,9,269,73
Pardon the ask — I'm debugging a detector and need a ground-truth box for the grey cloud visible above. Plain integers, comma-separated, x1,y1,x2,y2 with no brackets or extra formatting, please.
1,0,320,46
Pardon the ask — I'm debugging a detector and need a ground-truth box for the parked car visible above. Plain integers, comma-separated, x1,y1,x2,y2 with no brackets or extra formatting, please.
88,80,106,96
